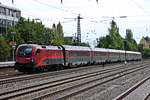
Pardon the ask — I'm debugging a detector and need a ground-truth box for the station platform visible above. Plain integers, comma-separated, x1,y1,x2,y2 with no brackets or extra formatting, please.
0,61,15,68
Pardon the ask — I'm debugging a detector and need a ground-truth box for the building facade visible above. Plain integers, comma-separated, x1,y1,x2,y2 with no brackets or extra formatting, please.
139,36,150,49
0,3,21,34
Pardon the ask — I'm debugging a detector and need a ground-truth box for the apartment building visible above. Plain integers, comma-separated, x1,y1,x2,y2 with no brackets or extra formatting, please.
0,3,21,34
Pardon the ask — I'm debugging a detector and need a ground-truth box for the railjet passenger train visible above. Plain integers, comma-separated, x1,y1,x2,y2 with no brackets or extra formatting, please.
15,44,142,72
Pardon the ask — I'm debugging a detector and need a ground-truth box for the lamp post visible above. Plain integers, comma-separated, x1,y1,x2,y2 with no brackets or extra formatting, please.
6,16,7,34
11,32,16,61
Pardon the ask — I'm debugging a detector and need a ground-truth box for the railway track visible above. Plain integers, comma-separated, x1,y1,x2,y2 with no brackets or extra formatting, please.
0,62,149,100
0,68,24,79
0,63,122,85
34,63,150,100
145,94,150,100
0,61,142,80
0,62,137,85
114,75,150,100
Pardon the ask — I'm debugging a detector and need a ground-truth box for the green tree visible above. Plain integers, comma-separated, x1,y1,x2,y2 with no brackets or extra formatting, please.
56,22,64,44
97,20,124,49
16,17,28,43
52,22,64,45
125,29,138,51
8,17,47,44
51,23,58,45
143,48,150,58
0,36,11,61
64,37,74,45
31,20,45,44
6,26,22,45
7,17,64,45
108,20,124,49
43,28,54,44
97,36,111,48
3,17,59,61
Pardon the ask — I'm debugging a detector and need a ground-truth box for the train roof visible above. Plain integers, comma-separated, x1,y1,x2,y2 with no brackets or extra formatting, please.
117,50,125,53
62,45,91,51
18,44,40,48
107,49,141,54
106,49,125,53
92,48,108,52
18,44,141,54
126,51,141,54
18,44,62,50
44,45,62,50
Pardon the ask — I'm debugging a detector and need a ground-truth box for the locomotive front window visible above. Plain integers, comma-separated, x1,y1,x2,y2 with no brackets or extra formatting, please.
18,46,33,57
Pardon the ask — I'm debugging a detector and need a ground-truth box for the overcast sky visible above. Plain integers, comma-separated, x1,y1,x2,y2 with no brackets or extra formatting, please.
1,0,150,46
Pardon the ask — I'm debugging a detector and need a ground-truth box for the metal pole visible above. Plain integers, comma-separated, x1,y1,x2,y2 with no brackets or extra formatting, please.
12,35,14,61
11,32,16,61
77,14,82,45
124,40,127,64
6,19,7,34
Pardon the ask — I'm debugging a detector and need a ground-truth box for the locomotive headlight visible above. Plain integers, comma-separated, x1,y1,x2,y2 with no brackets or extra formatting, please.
31,58,35,62
31,58,36,65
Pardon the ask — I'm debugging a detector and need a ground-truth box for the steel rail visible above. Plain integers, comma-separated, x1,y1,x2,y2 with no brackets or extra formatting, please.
0,63,131,85
114,75,150,100
0,63,148,100
0,63,131,98
39,64,150,100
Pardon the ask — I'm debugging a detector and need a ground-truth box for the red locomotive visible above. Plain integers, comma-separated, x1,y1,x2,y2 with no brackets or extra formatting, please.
15,44,142,72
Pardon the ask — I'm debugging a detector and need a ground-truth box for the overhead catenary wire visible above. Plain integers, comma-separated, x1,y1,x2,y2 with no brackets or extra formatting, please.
11,0,150,21
21,0,150,24
61,0,99,4
12,0,150,30
32,0,78,15
131,0,150,16
31,0,101,23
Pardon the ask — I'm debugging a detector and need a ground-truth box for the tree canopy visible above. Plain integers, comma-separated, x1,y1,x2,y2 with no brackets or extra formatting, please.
125,29,138,51
5,17,66,45
97,20,138,51
51,22,64,45
0,36,11,61
97,20,124,50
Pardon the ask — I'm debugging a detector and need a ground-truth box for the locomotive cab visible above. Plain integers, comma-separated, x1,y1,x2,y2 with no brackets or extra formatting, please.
15,44,38,72
15,44,65,72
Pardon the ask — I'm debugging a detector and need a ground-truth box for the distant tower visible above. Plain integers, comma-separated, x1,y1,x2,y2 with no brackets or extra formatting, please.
77,14,82,44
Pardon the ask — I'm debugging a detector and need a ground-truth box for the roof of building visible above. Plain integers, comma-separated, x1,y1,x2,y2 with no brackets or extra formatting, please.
144,36,150,41
139,36,148,45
